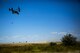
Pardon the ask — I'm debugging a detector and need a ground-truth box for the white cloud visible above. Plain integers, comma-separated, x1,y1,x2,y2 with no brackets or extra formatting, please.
0,34,41,43
51,32,58,34
51,32,67,35
58,32,67,35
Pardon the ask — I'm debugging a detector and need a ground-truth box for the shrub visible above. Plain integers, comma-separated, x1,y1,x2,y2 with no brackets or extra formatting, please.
61,34,77,46
49,42,56,46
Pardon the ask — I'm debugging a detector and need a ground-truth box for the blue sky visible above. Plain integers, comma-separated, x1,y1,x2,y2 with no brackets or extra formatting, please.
0,0,80,43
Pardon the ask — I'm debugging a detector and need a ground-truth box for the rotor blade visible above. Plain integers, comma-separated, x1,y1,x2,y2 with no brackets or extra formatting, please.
18,7,20,12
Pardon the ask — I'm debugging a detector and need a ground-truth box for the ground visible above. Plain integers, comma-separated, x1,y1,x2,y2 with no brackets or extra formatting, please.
0,42,80,53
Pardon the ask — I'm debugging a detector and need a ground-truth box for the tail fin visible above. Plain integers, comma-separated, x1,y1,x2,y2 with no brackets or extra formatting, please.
9,8,13,11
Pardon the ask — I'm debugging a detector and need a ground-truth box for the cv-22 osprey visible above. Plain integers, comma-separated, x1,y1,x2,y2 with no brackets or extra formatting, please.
9,7,20,15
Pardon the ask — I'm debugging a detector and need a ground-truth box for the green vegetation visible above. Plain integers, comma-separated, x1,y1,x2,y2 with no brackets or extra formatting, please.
61,34,77,46
0,34,80,53
0,42,80,53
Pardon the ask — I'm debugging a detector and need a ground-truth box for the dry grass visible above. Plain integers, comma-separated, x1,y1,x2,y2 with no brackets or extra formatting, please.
0,42,80,53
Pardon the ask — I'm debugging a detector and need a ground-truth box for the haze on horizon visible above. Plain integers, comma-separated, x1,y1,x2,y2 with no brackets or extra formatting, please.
0,0,80,43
